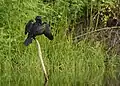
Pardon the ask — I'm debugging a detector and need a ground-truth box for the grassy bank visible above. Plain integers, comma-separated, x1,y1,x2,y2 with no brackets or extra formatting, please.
0,0,119,86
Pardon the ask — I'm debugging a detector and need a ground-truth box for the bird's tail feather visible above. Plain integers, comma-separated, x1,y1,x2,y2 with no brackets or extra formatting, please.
24,37,33,46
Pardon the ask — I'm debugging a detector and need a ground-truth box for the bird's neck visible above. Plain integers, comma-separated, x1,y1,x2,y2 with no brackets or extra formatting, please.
36,20,42,24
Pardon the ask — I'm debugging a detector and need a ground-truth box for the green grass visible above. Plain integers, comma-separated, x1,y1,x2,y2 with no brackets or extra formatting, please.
0,37,106,86
0,0,119,86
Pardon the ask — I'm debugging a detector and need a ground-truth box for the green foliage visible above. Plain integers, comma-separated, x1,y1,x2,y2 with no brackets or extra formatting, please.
0,0,119,86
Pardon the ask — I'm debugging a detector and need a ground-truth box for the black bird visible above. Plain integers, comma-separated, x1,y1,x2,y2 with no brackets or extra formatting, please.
24,16,53,46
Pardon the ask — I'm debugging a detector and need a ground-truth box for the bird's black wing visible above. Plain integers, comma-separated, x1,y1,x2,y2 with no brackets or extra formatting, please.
25,19,34,35
43,23,53,40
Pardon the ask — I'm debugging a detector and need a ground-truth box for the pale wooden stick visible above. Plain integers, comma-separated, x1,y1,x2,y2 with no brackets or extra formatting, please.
35,39,48,85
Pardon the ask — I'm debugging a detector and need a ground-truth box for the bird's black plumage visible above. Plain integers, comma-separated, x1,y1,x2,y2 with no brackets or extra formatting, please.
43,22,53,40
24,16,53,46
25,19,34,35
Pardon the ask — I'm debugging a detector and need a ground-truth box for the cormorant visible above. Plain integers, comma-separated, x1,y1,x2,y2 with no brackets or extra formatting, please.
24,16,53,46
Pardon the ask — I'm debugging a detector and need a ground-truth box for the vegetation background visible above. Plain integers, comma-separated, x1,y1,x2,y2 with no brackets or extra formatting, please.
0,0,120,86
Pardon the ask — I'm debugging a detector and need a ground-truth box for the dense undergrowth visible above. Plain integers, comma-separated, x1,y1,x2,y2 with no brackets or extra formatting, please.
0,0,120,86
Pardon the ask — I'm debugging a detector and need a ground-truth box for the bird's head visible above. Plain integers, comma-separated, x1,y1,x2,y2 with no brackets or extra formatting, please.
35,16,42,24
